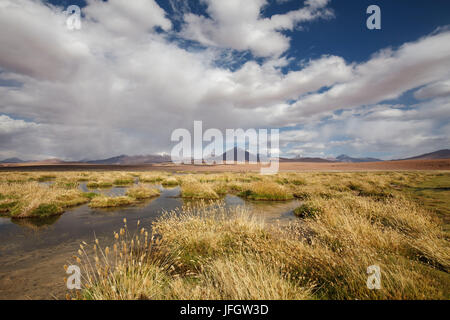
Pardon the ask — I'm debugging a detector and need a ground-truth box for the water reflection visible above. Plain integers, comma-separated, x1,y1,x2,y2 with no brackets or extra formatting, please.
10,215,61,230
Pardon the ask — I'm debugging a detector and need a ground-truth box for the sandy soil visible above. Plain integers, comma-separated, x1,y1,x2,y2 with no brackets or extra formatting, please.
1,159,449,172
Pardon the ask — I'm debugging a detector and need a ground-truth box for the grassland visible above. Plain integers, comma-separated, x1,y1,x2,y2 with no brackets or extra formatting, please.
0,172,163,216
125,184,161,200
0,170,448,299
180,179,220,199
89,195,136,208
1,170,448,223
21,169,441,300
402,173,450,232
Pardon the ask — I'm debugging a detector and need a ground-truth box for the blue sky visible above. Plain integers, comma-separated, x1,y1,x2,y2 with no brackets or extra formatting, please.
50,0,450,63
0,0,449,160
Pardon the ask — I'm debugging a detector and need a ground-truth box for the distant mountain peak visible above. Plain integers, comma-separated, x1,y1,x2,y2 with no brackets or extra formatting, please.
0,157,25,163
84,154,171,165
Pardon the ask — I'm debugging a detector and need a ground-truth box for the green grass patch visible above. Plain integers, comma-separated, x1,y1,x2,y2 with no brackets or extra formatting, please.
82,192,100,200
294,203,323,219
30,203,63,218
181,182,219,199
87,181,113,188
113,179,135,186
36,175,56,182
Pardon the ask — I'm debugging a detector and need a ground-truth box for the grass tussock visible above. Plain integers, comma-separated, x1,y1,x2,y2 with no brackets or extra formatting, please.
71,206,314,300
126,185,160,199
293,201,323,219
180,180,219,199
170,253,312,300
239,181,293,201
71,195,449,300
139,172,167,183
86,181,113,189
1,170,448,299
113,178,135,186
0,182,88,218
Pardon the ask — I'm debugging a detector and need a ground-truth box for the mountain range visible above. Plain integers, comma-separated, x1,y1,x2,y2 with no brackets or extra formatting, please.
1,149,449,165
334,154,382,163
83,154,171,165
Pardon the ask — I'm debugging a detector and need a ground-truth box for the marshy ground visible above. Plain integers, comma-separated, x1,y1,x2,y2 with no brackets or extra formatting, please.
0,170,449,299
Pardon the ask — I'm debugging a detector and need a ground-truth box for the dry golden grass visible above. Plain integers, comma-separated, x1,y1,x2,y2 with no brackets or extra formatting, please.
169,253,312,300
126,184,160,199
0,170,447,299
239,181,294,200
86,181,113,188
180,180,219,199
139,172,168,183
161,176,179,186
0,181,87,218
71,190,449,300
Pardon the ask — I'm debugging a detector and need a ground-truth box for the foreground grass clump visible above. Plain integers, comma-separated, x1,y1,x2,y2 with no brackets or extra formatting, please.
71,195,449,300
126,185,160,199
0,182,88,218
402,173,450,232
89,196,135,208
239,181,293,201
174,253,311,300
275,174,306,186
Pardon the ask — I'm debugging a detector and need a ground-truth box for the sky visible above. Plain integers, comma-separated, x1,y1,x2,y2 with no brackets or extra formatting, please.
0,0,449,160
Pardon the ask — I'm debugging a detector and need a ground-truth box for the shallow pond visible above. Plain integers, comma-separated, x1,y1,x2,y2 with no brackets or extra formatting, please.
0,184,299,299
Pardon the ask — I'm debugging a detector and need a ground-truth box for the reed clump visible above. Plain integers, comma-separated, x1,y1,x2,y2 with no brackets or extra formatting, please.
294,201,323,219
126,185,160,199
